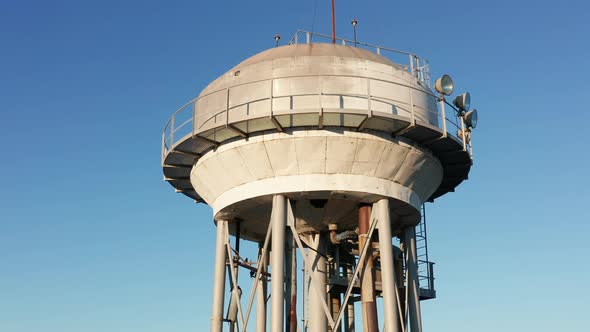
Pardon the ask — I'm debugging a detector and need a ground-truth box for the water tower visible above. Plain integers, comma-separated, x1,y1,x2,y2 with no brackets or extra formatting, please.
161,30,477,332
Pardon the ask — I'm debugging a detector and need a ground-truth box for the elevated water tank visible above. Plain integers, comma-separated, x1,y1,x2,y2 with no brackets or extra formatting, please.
162,41,471,241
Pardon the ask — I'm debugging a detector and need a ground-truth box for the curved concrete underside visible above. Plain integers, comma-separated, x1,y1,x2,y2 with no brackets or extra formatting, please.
190,130,442,241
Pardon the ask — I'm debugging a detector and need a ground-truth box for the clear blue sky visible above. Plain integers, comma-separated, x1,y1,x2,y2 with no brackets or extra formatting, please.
1,0,589,331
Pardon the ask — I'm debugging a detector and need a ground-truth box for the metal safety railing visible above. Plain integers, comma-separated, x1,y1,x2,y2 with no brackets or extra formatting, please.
288,30,431,86
162,78,472,165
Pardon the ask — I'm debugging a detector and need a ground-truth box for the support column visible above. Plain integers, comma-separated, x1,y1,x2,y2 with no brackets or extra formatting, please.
404,226,423,332
256,244,267,332
309,233,328,332
358,205,378,332
375,199,401,332
271,195,287,332
211,219,228,332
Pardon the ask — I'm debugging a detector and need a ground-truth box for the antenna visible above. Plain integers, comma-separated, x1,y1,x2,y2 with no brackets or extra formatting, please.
331,0,336,43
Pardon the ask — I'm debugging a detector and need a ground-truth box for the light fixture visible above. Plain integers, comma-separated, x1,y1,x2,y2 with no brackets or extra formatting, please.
464,109,478,129
453,92,470,111
351,18,358,47
434,74,454,96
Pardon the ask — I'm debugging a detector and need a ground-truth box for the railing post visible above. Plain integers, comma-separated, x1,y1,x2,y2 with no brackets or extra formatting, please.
408,88,415,125
306,31,310,44
367,78,372,119
226,88,230,126
170,116,175,146
428,262,435,291
192,101,197,136
460,115,467,151
409,54,415,75
161,130,166,164
439,98,448,138
376,47,381,55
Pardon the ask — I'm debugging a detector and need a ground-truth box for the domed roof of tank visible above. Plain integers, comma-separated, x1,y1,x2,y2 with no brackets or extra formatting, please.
197,43,406,97
232,43,398,69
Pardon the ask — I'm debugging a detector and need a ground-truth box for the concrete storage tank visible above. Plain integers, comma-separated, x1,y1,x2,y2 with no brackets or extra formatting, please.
162,30,476,332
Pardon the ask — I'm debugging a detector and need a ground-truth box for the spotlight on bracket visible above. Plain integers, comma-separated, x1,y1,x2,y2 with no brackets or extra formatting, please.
464,109,478,129
434,74,454,96
453,92,470,111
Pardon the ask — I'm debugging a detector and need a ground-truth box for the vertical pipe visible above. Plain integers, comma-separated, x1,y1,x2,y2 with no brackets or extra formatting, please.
285,232,293,332
375,199,401,332
256,245,267,332
285,230,297,332
235,222,241,283
358,205,378,332
271,195,287,332
344,257,355,332
211,220,228,332
303,254,309,331
309,233,328,332
290,243,297,332
330,293,341,332
330,244,341,332
404,227,423,332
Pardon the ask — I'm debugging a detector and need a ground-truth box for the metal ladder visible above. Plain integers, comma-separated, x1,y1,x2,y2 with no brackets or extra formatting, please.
415,204,436,299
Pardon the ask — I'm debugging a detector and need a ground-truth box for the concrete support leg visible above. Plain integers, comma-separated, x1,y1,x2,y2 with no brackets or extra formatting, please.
375,199,401,332
309,233,328,332
271,195,287,332
211,219,228,332
358,205,379,332
256,245,267,332
404,226,423,332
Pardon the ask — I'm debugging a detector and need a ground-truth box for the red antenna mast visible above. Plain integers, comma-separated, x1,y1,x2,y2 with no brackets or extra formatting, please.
331,0,336,43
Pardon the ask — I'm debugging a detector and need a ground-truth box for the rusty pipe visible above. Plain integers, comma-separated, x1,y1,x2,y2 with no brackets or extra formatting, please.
358,205,379,332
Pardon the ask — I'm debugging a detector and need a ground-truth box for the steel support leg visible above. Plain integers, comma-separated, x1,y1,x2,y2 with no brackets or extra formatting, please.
309,233,328,332
404,226,423,332
256,245,267,332
271,195,287,332
375,199,401,332
211,219,228,332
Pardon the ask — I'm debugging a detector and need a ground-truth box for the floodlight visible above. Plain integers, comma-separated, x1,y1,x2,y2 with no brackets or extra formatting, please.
453,92,470,111
434,74,454,96
464,109,478,129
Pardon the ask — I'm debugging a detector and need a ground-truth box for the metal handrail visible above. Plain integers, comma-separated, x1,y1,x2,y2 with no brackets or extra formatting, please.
287,30,431,86
162,76,471,163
